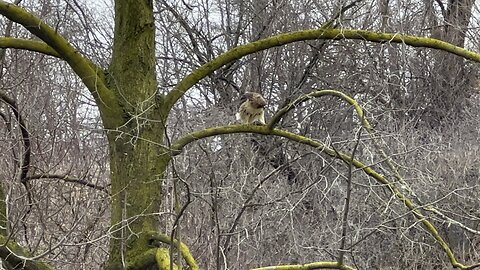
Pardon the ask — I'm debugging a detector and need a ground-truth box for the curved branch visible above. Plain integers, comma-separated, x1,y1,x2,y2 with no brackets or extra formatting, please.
171,125,270,153
0,1,123,127
251,262,356,270
0,234,54,270
269,89,410,196
171,124,476,269
0,92,30,183
25,174,108,192
0,0,26,76
0,2,101,89
0,37,60,57
0,91,34,211
146,231,199,270
267,89,371,131
169,126,348,168
164,28,480,113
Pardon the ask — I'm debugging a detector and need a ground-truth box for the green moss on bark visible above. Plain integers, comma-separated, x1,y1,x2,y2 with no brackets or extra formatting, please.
106,124,170,269
105,1,165,269
0,235,54,270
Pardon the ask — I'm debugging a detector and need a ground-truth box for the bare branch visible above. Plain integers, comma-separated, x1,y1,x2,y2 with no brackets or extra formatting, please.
171,126,477,269
0,1,123,127
160,0,208,64
25,174,109,192
0,234,54,270
251,261,356,270
146,231,200,270
0,92,29,182
164,28,480,114
222,157,301,253
338,127,363,264
0,37,60,57
0,91,33,206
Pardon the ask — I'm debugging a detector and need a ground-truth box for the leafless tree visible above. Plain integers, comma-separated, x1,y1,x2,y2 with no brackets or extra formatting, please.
0,0,479,270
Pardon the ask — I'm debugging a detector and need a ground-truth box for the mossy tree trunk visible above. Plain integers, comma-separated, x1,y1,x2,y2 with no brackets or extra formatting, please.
0,0,172,268
104,0,170,269
2,0,480,269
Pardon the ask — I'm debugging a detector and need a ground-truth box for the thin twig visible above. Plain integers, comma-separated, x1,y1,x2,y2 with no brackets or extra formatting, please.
338,126,363,264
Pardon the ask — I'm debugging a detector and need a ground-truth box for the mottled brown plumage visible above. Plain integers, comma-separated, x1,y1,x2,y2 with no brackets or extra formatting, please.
236,92,267,124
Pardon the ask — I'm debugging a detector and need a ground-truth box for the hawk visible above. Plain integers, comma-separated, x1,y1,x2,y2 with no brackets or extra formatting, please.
236,92,267,124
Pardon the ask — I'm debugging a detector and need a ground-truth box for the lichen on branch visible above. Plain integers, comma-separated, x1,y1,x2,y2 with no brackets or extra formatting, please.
171,89,478,270
164,28,480,116
0,1,123,128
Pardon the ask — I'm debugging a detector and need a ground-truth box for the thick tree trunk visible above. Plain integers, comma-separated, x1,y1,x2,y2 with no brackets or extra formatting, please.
105,1,169,269
427,0,475,123
106,131,170,270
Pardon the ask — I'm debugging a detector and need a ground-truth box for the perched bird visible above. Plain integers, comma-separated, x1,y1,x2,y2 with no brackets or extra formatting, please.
236,92,267,124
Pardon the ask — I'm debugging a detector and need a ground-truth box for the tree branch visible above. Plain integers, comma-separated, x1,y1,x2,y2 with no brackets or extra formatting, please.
0,1,123,128
0,234,54,270
173,124,476,269
338,126,362,264
222,158,301,254
0,92,30,183
267,90,371,131
146,231,199,270
160,0,208,64
164,28,480,114
251,261,356,270
0,37,60,57
25,174,109,192
0,91,34,209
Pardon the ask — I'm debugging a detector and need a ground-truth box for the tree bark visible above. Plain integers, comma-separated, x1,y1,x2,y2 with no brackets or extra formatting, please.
428,0,475,123
2,1,480,267
105,1,170,269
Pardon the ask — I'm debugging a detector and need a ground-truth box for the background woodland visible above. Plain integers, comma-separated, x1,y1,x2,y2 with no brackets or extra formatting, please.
0,0,480,269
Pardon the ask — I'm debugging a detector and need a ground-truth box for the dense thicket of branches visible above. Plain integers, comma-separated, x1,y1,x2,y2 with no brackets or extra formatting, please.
0,0,479,269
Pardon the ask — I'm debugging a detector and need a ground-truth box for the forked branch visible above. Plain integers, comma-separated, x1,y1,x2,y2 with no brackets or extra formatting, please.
171,90,479,270
146,231,200,270
0,1,123,127
0,234,54,270
164,28,480,115
0,37,60,57
0,2,104,92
